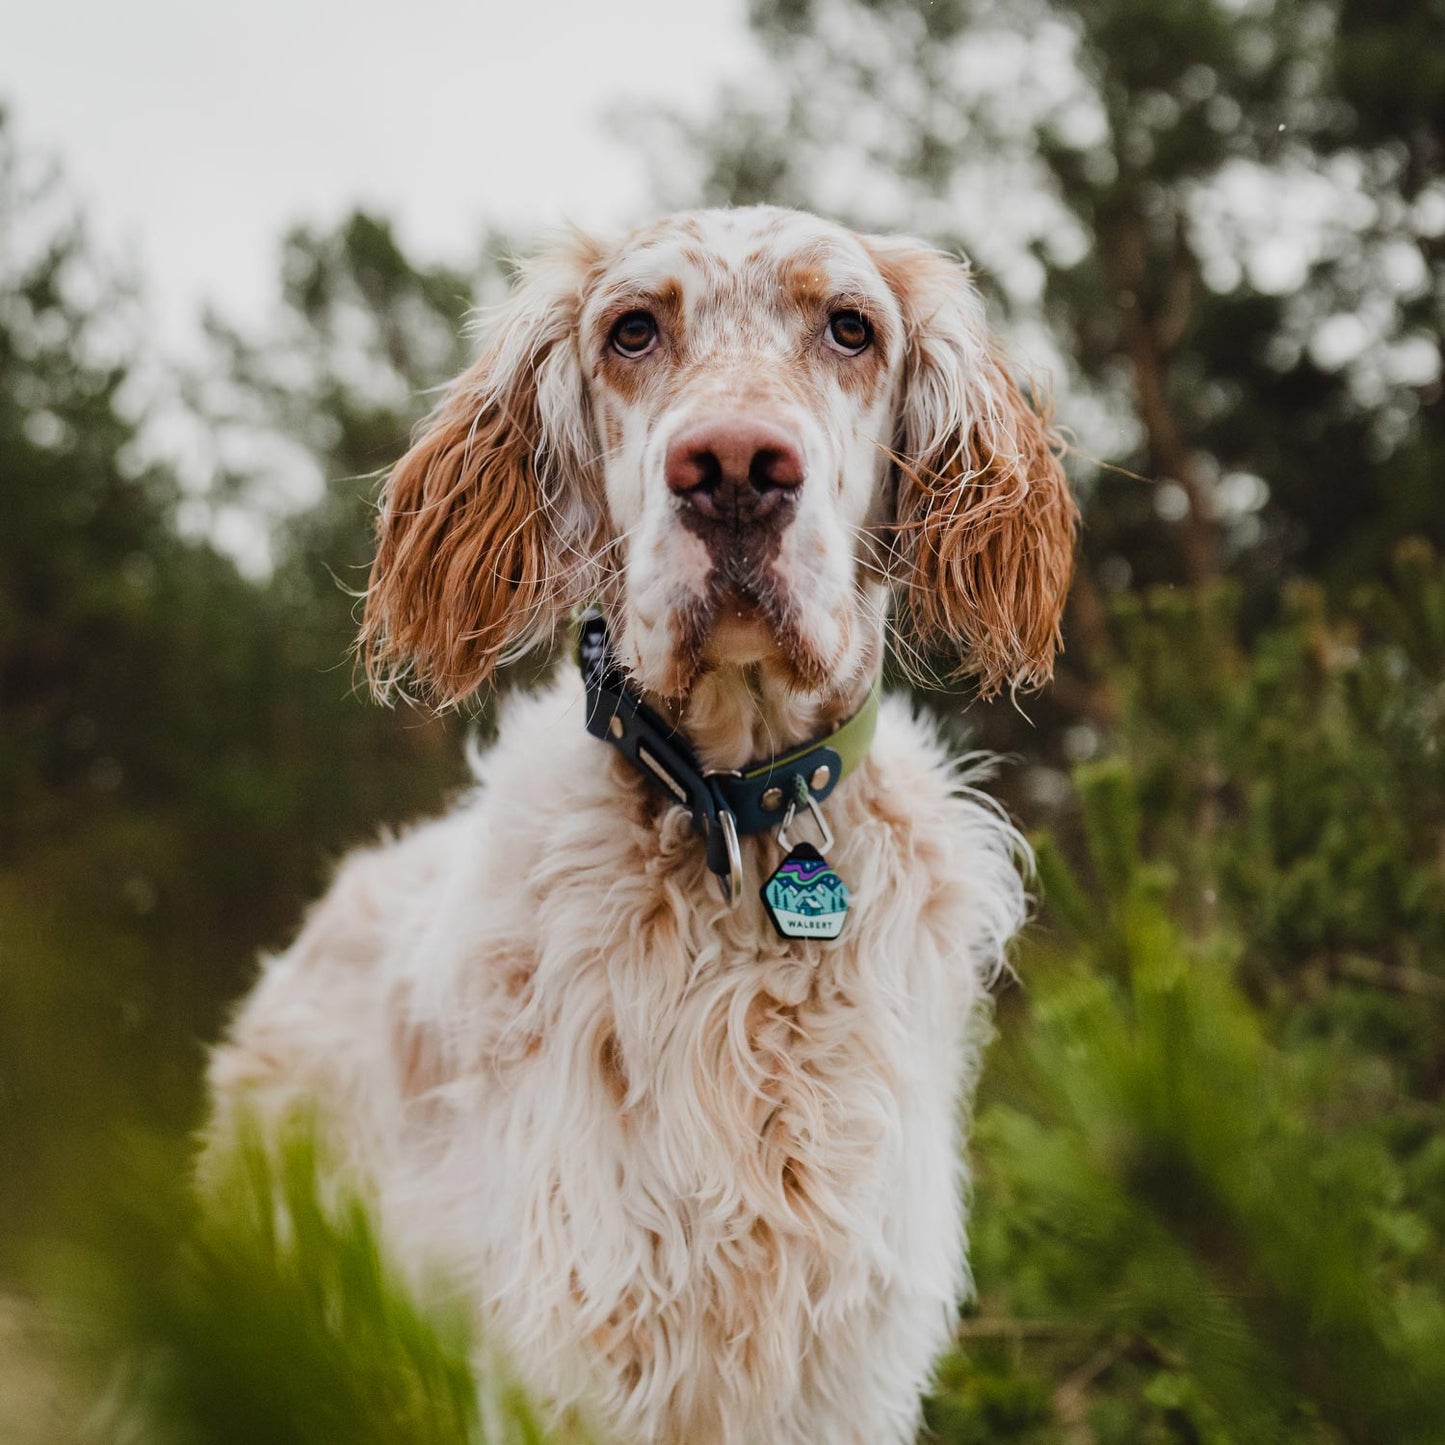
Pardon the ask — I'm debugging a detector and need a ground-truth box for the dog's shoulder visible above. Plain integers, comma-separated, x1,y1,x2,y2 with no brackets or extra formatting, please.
206,801,477,1139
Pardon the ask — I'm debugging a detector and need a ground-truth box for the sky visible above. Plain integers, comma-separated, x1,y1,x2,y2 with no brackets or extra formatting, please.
2,0,752,346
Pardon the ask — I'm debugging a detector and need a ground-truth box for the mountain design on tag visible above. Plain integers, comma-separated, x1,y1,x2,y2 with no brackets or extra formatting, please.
761,842,850,940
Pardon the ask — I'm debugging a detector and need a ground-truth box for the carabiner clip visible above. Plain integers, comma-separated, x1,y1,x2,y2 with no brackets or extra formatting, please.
776,785,834,854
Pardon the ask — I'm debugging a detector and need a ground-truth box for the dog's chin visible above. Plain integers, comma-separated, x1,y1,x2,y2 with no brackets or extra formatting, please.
636,579,841,701
704,597,779,668
686,588,837,695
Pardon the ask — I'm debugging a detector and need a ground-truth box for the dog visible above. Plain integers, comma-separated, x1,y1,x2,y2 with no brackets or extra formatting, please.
207,205,1077,1444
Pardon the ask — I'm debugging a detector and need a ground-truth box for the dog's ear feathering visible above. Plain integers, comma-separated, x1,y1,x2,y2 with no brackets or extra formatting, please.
870,237,1079,696
360,235,605,707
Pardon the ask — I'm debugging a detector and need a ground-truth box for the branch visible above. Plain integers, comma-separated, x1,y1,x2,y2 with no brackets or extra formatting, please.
1111,212,1220,587
955,1317,1085,1340
1329,953,1445,1002
1051,1338,1128,1445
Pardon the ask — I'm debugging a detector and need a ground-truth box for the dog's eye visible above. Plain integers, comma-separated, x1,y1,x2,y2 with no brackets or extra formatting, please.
610,311,658,356
826,310,872,354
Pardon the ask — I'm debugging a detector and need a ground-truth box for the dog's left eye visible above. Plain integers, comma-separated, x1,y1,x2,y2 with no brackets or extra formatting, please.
826,310,872,354
610,311,658,356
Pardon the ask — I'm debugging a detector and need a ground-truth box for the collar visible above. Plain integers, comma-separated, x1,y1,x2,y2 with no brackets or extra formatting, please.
577,609,878,904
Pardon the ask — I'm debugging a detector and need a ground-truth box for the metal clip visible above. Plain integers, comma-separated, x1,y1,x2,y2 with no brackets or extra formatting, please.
776,786,834,854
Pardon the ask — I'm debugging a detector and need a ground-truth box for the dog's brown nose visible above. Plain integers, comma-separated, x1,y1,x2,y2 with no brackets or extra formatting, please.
665,417,804,527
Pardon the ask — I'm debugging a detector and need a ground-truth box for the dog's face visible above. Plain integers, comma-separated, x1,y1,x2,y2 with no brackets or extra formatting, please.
362,206,1077,708
577,210,908,697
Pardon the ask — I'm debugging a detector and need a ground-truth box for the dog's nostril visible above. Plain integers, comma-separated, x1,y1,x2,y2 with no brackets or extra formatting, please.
696,450,722,497
666,445,723,501
683,448,724,496
750,445,804,493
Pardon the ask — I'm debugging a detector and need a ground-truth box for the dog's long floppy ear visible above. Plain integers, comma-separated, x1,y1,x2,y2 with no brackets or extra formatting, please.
361,234,606,706
868,237,1079,696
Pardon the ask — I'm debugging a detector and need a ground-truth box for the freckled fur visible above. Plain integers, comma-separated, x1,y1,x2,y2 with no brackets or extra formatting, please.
212,206,1074,1445
210,687,1024,1444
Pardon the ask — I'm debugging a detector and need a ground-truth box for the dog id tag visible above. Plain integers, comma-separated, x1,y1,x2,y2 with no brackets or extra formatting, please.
761,842,850,940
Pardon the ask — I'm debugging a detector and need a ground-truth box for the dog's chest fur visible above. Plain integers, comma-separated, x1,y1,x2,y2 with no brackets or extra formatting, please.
210,682,1026,1445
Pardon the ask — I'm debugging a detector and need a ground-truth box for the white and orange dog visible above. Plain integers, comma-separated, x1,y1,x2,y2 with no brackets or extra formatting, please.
209,206,1077,1444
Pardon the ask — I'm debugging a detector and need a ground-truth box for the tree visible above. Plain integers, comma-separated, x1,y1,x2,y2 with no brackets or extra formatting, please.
0,128,473,1249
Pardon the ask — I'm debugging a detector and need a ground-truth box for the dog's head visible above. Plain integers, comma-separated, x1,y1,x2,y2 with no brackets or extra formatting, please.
361,206,1077,707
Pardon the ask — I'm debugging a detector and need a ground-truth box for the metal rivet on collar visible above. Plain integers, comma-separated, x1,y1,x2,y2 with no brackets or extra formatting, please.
761,785,784,812
810,763,832,792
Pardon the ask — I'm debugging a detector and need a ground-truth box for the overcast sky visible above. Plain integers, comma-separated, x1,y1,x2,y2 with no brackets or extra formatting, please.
3,0,752,346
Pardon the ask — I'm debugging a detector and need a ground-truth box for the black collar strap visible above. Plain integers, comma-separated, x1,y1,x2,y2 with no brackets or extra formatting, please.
577,609,878,904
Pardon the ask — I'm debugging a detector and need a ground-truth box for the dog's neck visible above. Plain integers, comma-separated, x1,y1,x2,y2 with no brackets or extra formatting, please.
658,629,884,774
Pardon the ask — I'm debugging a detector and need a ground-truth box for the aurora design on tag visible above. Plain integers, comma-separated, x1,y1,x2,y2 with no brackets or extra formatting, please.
761,842,850,940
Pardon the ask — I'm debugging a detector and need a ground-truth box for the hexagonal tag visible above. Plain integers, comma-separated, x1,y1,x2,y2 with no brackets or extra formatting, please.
760,842,850,940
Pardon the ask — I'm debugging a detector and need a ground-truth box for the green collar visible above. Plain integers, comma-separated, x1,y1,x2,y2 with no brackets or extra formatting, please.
733,688,879,795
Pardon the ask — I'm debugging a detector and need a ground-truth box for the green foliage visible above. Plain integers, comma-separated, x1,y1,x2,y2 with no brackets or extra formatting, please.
72,1124,564,1445
925,561,1445,1442
1109,546,1445,1090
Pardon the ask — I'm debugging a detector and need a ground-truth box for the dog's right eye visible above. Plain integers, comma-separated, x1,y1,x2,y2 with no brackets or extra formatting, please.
610,311,658,356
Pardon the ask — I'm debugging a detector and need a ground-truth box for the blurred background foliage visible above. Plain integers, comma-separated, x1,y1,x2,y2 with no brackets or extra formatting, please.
2,0,1443,1438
